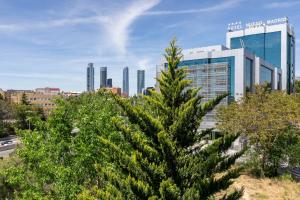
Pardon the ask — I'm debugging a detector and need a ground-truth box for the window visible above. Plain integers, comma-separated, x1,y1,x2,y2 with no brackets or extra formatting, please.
245,58,253,92
231,32,281,68
260,65,273,88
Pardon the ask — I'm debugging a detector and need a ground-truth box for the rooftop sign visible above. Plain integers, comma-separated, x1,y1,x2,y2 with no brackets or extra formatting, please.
228,17,289,31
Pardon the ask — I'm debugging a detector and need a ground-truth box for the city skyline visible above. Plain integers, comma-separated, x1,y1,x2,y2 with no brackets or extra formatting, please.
0,0,299,95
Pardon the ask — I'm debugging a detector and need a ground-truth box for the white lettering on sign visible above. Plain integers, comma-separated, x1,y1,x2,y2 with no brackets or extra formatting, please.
228,17,289,32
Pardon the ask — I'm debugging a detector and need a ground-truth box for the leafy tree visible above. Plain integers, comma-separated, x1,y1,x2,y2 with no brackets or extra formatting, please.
82,39,244,199
217,85,300,177
14,93,45,130
295,80,300,93
6,92,123,199
0,98,14,137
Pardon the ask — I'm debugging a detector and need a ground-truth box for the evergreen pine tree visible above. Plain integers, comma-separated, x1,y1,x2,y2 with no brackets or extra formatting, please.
88,39,244,200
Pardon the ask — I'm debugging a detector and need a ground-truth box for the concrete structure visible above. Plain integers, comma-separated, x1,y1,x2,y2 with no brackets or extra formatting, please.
178,46,280,129
179,46,281,101
100,67,107,88
226,18,295,93
123,67,129,96
137,70,145,94
87,63,94,92
106,78,112,88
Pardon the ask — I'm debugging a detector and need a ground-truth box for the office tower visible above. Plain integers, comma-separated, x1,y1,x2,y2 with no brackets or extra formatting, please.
227,17,295,93
100,67,107,88
106,78,112,88
137,70,145,94
123,67,129,95
87,63,94,91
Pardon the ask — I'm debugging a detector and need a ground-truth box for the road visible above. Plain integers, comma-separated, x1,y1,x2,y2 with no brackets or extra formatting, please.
0,135,20,158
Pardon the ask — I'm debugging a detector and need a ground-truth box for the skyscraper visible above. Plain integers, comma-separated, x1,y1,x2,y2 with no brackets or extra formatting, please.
86,63,94,91
123,67,129,95
106,78,112,88
137,70,145,94
100,67,107,88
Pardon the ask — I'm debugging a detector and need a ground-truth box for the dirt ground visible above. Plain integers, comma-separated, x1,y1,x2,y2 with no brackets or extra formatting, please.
228,174,300,200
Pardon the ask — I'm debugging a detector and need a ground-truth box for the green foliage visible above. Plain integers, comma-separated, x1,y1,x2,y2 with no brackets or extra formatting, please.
4,39,243,199
217,85,300,177
5,92,122,199
295,80,300,93
0,98,14,137
14,93,45,130
0,157,18,199
84,39,244,199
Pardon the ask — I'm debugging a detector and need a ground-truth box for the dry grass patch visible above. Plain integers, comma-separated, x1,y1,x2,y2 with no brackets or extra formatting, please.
230,174,300,200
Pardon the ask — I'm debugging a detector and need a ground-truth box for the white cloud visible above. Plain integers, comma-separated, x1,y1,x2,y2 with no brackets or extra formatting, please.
101,0,160,55
145,0,243,15
265,1,300,8
0,0,160,56
0,16,105,33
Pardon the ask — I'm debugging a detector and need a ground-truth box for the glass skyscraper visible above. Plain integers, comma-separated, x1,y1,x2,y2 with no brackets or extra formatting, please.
227,20,295,93
106,78,112,88
123,67,129,95
137,70,145,94
100,67,107,88
86,63,94,92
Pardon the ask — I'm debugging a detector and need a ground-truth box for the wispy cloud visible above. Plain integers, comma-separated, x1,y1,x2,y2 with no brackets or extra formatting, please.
265,1,300,8
0,0,160,56
0,72,81,81
0,16,104,32
145,0,243,15
101,0,160,55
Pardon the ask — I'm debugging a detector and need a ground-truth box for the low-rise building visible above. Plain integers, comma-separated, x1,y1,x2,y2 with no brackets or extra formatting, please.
107,87,122,95
35,87,60,95
5,89,60,116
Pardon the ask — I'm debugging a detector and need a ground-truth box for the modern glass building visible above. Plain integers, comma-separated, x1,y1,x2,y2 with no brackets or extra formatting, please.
100,67,107,88
158,45,281,129
86,63,94,92
123,67,129,95
106,78,112,88
227,20,295,93
137,70,145,94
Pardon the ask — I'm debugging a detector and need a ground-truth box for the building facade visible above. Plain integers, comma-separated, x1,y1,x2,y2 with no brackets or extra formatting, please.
123,67,129,96
87,63,94,91
137,70,145,94
36,87,60,95
158,45,281,129
107,87,121,95
106,78,112,88
226,18,295,93
5,90,59,116
100,67,107,88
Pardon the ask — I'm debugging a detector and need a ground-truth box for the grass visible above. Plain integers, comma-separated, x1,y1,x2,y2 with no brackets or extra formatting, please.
230,174,300,200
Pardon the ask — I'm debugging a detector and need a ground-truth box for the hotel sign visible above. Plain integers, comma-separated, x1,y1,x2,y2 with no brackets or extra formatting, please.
228,17,289,31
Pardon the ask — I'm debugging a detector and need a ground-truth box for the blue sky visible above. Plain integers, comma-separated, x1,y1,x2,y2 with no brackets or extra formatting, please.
0,0,299,95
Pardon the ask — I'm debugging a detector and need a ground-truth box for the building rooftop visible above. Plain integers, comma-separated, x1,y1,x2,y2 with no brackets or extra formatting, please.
182,45,228,54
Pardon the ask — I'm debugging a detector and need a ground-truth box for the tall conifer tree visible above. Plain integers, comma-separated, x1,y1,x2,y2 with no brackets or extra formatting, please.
89,39,244,200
